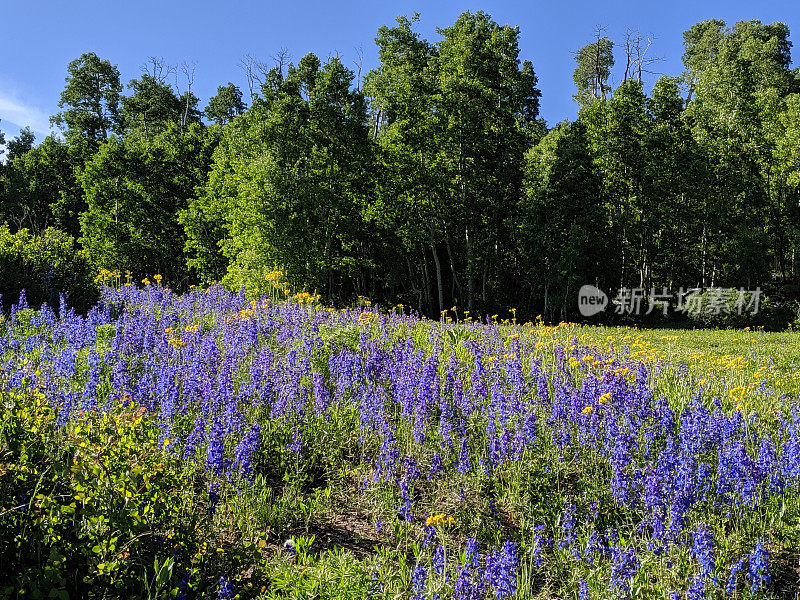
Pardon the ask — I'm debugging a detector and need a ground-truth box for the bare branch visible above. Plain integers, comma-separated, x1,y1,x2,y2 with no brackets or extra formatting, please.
271,47,291,77
239,53,268,102
141,57,175,84
594,26,609,98
179,61,197,127
353,44,364,91
623,29,665,84
180,60,197,90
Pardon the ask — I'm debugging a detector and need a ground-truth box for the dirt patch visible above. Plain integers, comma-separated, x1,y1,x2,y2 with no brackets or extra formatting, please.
304,511,382,559
771,550,800,600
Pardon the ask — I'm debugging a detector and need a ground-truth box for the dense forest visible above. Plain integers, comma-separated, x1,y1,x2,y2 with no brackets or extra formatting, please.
1,12,799,323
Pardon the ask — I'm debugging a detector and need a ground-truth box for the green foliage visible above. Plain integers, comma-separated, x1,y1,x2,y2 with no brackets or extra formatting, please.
572,34,615,104
6,127,35,160
1,393,195,597
683,20,799,286
362,14,445,308
365,11,542,316
188,53,373,297
435,11,541,314
53,52,123,146
685,285,800,330
205,83,247,125
519,120,605,319
121,74,186,138
0,391,279,599
0,135,83,236
0,225,96,312
262,549,383,599
79,123,214,287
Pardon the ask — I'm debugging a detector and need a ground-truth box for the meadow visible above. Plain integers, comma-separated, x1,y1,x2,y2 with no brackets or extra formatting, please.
1,281,800,599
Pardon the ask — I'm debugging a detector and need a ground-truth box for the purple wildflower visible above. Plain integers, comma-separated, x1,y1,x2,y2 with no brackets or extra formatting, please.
748,539,770,593
216,576,234,600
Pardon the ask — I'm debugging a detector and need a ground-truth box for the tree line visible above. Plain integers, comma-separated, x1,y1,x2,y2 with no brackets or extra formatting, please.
1,12,799,323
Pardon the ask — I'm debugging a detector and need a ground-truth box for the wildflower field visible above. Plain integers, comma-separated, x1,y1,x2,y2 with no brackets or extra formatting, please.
2,285,800,599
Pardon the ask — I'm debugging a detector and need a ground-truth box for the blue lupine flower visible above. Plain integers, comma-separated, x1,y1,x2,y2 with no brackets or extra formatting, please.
432,544,446,576
208,483,220,516
560,502,578,550
748,539,770,593
398,480,413,522
686,574,706,600
578,580,588,600
206,418,225,475
691,523,715,581
232,423,261,480
483,541,518,599
430,452,444,477
455,552,479,600
610,544,639,596
216,576,234,600
458,438,471,474
727,557,745,595
411,563,427,600
288,425,303,456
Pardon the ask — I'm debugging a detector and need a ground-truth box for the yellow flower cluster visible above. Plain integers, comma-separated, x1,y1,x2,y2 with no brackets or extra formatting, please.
95,268,121,283
95,268,136,288
292,292,321,305
582,354,600,368
235,307,256,321
425,513,455,526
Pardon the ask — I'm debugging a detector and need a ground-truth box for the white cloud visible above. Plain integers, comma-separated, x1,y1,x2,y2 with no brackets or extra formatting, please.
0,93,53,138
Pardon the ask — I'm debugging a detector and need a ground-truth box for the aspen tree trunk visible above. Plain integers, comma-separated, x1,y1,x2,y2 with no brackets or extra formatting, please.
430,241,444,316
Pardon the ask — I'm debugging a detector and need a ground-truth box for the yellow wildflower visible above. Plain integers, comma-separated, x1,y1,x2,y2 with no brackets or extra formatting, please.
425,513,454,526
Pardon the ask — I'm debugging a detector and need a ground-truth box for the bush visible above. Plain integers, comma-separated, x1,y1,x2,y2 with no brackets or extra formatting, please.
0,225,98,313
0,391,258,598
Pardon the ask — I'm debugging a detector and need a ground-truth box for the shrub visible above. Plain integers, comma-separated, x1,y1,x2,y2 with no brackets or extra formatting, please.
0,391,243,598
0,225,98,313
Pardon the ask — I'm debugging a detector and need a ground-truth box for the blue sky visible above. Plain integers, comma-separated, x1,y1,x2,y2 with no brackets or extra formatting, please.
1,0,797,142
